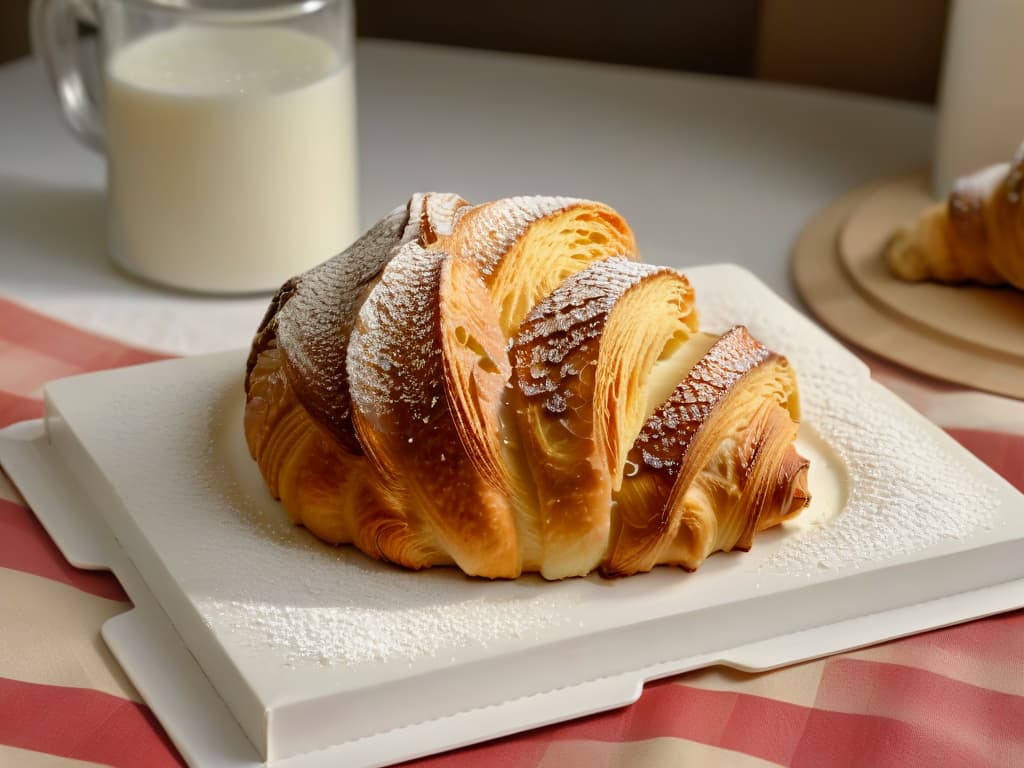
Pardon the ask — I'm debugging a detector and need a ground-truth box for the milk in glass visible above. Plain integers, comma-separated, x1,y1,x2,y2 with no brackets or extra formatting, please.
106,25,357,292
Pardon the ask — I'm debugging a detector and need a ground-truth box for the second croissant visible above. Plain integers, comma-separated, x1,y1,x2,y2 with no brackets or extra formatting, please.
886,142,1024,290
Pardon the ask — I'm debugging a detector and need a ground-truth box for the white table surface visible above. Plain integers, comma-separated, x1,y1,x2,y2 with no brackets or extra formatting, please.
0,39,933,356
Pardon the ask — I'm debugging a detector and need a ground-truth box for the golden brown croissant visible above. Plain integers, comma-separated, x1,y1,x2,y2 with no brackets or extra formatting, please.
245,194,810,579
886,143,1024,290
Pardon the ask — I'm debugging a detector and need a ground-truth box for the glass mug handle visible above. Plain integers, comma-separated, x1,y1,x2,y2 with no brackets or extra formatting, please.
30,0,105,152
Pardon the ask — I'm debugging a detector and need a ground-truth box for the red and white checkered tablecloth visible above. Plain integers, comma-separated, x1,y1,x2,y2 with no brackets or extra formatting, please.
1,295,1022,768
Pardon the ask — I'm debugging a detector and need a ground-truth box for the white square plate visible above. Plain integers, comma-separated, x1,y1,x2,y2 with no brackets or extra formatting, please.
2,264,1022,767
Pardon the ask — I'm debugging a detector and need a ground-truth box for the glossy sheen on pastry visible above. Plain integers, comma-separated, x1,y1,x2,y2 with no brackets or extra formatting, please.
245,194,810,579
886,142,1024,290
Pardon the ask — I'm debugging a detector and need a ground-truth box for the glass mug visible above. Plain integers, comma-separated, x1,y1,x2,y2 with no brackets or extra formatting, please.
31,0,358,294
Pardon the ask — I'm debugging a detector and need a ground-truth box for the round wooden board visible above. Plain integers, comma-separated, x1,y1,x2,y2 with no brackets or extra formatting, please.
839,174,1024,360
791,176,1024,400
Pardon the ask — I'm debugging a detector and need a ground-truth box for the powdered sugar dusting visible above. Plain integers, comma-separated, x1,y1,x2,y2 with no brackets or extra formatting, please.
689,267,1000,572
261,204,409,450
404,192,472,245
202,538,577,668
454,195,580,276
634,327,770,473
348,242,445,428
424,192,472,239
512,258,661,412
953,162,1008,203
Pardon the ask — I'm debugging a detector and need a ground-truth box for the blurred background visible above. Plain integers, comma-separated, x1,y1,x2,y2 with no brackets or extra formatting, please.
0,0,949,103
